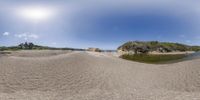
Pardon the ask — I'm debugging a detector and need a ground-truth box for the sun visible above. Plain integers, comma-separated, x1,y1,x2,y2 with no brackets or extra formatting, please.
18,7,53,21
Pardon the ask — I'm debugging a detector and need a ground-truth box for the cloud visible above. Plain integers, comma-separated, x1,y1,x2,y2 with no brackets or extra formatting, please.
180,34,186,38
186,40,191,43
52,42,57,45
2,32,10,36
28,34,39,39
15,33,39,40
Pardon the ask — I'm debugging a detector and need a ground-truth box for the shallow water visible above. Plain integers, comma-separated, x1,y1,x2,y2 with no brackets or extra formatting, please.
159,52,200,64
183,52,200,60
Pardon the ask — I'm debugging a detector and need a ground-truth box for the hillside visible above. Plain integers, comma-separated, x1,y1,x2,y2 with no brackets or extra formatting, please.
118,41,200,54
0,42,85,51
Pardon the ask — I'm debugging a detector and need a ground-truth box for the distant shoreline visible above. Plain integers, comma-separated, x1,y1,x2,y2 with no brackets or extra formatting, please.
117,51,196,56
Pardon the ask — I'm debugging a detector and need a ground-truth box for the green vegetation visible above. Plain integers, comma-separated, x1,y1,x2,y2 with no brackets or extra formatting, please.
121,54,187,64
118,41,200,54
0,42,85,51
0,51,11,54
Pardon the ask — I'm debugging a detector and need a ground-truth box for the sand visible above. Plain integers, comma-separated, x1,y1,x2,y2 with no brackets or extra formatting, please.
0,50,200,100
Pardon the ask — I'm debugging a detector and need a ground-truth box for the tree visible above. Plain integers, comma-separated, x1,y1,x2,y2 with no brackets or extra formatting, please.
24,42,29,49
18,43,24,49
18,42,35,50
28,42,34,49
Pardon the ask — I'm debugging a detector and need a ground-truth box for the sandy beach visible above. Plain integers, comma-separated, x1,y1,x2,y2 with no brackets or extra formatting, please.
0,50,200,100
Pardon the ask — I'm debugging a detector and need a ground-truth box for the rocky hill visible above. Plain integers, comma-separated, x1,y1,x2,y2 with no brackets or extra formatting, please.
118,41,200,54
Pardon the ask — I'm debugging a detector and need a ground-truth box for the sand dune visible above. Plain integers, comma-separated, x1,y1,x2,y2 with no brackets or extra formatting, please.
0,50,200,100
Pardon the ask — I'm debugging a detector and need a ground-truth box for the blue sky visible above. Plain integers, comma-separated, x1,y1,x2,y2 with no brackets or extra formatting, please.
0,0,200,49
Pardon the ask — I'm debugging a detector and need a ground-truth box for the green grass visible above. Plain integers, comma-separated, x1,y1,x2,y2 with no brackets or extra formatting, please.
120,54,187,64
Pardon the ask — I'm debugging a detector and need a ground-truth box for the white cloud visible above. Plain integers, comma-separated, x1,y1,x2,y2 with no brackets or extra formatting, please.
2,32,10,36
15,33,27,38
28,34,39,39
15,33,39,40
52,42,57,45
186,40,191,43
180,34,185,38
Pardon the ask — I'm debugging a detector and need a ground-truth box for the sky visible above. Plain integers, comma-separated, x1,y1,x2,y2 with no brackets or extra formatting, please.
0,0,200,49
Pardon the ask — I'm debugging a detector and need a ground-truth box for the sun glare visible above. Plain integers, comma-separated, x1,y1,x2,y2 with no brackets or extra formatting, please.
19,7,53,21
